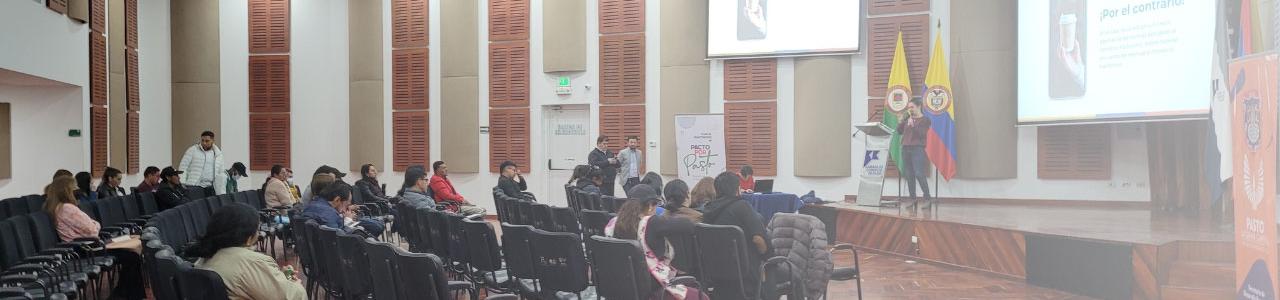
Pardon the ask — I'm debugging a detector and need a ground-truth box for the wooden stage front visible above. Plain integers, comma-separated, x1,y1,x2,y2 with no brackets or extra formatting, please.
800,201,1235,300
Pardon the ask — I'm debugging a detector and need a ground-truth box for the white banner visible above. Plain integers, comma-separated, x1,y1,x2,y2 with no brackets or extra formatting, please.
675,114,727,183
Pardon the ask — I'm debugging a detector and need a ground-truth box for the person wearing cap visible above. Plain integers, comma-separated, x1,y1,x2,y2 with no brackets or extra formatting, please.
497,161,535,201
225,162,248,194
429,161,486,215
136,166,162,193
302,166,345,202
156,167,190,211
178,131,225,195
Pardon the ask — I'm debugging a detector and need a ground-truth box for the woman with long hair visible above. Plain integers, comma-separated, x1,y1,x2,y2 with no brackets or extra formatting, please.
355,163,391,204
567,164,591,186
191,203,306,300
662,179,701,222
74,171,96,203
96,167,127,198
606,185,702,299
45,177,147,299
689,177,716,210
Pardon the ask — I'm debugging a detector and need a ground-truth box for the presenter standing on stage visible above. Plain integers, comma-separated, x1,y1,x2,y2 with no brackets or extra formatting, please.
898,98,934,208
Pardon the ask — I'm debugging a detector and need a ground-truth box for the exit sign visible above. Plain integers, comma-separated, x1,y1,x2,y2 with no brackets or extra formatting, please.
556,76,572,95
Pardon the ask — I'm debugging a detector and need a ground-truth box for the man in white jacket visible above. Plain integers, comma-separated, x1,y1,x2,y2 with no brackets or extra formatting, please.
178,131,225,195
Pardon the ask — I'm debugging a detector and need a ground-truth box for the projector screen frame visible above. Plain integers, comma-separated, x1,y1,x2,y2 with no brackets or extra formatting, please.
704,0,867,60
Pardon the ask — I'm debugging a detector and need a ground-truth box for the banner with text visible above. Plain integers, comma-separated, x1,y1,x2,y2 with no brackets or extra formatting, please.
675,114,727,184
1232,52,1278,300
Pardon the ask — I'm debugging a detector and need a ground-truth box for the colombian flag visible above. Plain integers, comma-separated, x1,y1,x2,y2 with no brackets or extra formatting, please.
923,29,957,181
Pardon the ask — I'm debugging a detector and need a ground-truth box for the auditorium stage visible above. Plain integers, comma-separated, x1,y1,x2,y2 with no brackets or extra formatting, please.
800,201,1235,299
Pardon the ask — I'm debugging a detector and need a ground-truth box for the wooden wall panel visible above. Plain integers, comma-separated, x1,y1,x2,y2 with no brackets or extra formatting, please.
866,14,929,97
249,114,290,169
90,0,105,32
48,0,68,14
126,49,140,110
248,0,290,54
723,58,776,101
0,104,9,179
392,0,430,48
599,0,644,34
724,102,776,176
489,108,530,172
600,33,645,105
543,0,586,72
125,0,137,48
489,0,530,42
91,106,108,177
794,56,852,177
834,210,917,255
1037,125,1112,180
915,221,1027,278
248,55,291,113
868,0,929,15
488,41,530,108
600,105,647,164
126,111,139,174
392,48,430,110
392,111,430,171
90,33,107,106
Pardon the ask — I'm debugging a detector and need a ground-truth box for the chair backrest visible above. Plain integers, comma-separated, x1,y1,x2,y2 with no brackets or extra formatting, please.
550,206,581,234
601,195,618,213
669,233,700,278
217,194,235,210
444,212,469,266
0,219,22,269
588,192,603,211
461,218,503,272
362,238,401,300
316,226,346,290
411,205,435,254
530,203,553,231
21,196,43,217
189,199,213,236
514,200,532,226
392,248,452,300
336,231,372,297
6,215,39,258
579,209,613,240
177,205,200,246
178,267,231,300
424,209,450,257
186,185,208,200
529,228,590,294
79,200,100,221
499,222,537,280
491,187,508,223
26,212,62,251
694,223,751,299
243,191,265,209
565,185,579,212
154,249,194,300
588,235,657,300
139,192,160,215
120,194,143,220
99,196,129,225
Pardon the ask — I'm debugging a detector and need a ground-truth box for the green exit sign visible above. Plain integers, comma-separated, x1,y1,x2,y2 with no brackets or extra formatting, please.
556,76,572,95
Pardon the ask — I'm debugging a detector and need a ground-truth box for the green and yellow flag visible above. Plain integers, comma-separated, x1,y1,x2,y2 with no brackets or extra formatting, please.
884,31,912,172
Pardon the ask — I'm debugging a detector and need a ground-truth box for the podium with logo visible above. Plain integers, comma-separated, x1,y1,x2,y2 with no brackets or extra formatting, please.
855,122,897,207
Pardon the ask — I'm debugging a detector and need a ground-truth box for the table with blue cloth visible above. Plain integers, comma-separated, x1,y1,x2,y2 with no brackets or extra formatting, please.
741,192,803,223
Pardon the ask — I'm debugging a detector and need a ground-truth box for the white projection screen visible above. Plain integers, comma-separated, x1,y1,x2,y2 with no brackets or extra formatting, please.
1017,0,1214,125
707,0,863,58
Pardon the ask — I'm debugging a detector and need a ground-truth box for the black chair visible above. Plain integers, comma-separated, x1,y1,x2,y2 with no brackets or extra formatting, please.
0,199,13,221
187,199,213,237
444,212,471,274
336,231,372,299
826,244,863,300
587,193,603,212
299,221,324,297
460,217,512,294
601,196,619,213
151,249,187,300
315,226,347,299
185,186,208,200
362,238,401,300
423,210,450,258
491,188,509,223
579,210,613,241
549,207,580,235
3,198,30,219
0,219,73,300
176,267,230,300
19,197,42,218
564,186,578,212
588,235,704,300
528,228,593,299
391,248,476,300
693,223,797,300
669,234,700,278
137,192,159,217
529,203,553,231
118,194,147,224
499,223,540,297
513,201,533,226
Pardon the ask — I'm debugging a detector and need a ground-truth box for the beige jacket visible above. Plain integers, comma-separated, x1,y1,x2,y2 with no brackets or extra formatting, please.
196,247,306,300
264,178,297,208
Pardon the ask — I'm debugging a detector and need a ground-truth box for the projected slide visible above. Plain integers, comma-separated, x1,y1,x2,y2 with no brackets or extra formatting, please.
707,0,862,58
1017,0,1214,124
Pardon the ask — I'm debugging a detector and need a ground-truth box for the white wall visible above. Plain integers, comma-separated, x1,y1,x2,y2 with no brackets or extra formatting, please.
126,0,174,187
220,0,250,179
0,1,90,87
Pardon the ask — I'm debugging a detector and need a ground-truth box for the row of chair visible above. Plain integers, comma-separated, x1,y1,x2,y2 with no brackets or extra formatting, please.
0,204,123,299
0,195,52,223
141,192,260,300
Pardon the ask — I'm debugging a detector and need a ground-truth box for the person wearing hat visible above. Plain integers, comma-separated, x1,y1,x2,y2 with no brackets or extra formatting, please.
178,130,225,195
156,166,190,211
497,160,535,201
225,162,248,194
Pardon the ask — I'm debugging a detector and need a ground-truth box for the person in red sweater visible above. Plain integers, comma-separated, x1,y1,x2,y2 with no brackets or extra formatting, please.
429,161,487,215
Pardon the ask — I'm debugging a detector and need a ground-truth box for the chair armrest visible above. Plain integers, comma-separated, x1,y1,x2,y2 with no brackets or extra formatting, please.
484,294,519,300
21,255,62,265
446,280,475,294
0,274,39,285
669,276,701,288
2,264,54,276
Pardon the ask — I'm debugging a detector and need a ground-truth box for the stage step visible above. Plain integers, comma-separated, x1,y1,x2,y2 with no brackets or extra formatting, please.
1160,285,1233,300
1175,241,1233,264
1166,261,1233,289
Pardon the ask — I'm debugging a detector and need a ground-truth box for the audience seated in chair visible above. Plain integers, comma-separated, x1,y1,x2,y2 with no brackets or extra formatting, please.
576,166,605,194
136,166,162,194
45,177,146,299
663,179,702,223
429,161,486,216
157,167,191,211
702,171,772,299
262,165,299,209
689,177,716,211
192,203,306,300
606,185,703,299
74,171,97,204
497,160,536,201
355,164,392,204
96,167,128,199
398,165,435,206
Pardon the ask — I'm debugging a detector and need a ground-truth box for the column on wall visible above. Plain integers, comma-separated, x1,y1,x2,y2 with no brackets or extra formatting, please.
247,0,291,170
108,0,141,175
598,0,646,172
390,0,431,172
440,0,481,173
487,0,531,172
722,59,777,176
866,2,930,177
124,0,140,174
349,0,384,172
170,0,220,163
90,0,108,176
658,0,710,175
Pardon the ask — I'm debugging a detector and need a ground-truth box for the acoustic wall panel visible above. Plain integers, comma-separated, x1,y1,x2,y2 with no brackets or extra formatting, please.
600,33,645,105
90,0,104,32
110,73,126,169
794,56,852,177
90,33,107,106
1038,125,1112,180
248,0,290,54
392,111,430,171
489,0,529,42
392,48,430,110
600,105,647,172
951,0,1017,179
442,0,479,77
489,108,530,172
868,0,929,15
349,0,384,171
725,102,777,176
488,41,530,108
599,0,644,34
170,0,220,163
126,111,139,174
659,65,709,175
866,14,929,97
248,55,291,113
90,106,108,177
349,81,385,171
442,77,480,173
723,58,776,101
543,0,586,72
249,114,291,168
659,0,706,67
392,0,429,48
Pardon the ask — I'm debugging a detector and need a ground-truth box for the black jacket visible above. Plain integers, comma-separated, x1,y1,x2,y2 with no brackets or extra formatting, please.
498,175,533,201
156,182,189,212
703,195,771,262
96,185,126,199
588,148,619,180
355,178,390,204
